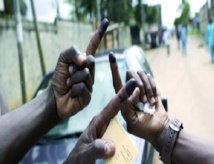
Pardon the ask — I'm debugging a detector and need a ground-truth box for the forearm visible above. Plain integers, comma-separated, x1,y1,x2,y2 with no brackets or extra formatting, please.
172,130,214,164
0,87,59,163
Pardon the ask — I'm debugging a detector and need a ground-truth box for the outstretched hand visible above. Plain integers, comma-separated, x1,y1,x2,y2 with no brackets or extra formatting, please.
51,19,109,120
109,52,169,151
64,79,137,163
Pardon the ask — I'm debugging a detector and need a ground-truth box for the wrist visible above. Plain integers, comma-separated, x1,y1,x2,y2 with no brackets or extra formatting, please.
159,118,183,164
45,86,60,123
154,118,170,152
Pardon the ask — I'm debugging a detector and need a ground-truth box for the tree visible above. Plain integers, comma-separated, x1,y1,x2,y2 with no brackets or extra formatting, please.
67,0,134,25
134,4,160,26
0,0,27,17
100,0,134,25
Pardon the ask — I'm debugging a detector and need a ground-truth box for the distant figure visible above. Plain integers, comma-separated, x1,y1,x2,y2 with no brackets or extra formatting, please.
206,19,214,63
175,26,181,50
163,29,171,55
181,25,187,55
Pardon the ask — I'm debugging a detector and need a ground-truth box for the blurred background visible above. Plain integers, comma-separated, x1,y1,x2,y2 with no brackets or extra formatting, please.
0,0,214,163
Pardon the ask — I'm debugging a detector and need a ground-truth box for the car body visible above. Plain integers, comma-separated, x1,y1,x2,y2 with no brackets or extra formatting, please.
20,46,167,164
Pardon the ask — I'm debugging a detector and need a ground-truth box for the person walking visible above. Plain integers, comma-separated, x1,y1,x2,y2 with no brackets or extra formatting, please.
175,26,181,50
206,19,214,63
163,29,171,56
181,25,187,55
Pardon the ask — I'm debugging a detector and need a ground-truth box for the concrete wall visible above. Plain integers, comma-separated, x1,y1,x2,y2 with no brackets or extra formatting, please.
0,19,132,109
199,0,214,35
0,19,93,109
199,2,208,35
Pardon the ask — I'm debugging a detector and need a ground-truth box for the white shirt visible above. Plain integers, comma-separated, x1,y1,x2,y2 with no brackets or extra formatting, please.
163,30,171,45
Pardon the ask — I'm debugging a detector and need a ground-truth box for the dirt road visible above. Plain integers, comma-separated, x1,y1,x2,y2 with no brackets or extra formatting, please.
146,35,214,141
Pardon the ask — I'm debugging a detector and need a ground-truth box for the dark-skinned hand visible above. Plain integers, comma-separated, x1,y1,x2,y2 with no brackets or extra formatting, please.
64,79,137,164
51,19,109,120
108,52,169,152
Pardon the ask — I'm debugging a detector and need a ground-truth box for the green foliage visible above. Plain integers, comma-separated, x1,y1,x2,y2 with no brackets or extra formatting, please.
67,0,134,24
100,0,134,25
66,0,160,26
67,0,96,21
134,4,160,26
0,0,27,17
195,12,199,17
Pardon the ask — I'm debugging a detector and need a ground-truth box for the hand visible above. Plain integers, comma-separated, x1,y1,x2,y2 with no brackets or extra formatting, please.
64,79,137,164
51,19,109,120
109,52,169,152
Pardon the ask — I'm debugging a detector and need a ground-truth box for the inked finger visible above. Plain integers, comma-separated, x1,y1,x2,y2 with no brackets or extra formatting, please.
109,52,123,93
126,70,147,103
97,79,137,136
86,19,109,56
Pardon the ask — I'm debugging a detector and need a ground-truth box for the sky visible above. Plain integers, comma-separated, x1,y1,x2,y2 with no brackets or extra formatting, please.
25,0,207,28
146,0,207,28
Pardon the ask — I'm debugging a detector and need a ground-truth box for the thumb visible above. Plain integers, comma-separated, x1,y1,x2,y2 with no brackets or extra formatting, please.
88,139,115,160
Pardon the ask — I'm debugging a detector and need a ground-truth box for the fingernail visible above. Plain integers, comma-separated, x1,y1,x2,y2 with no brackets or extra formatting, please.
151,97,155,105
104,142,114,155
143,95,147,102
98,19,109,38
78,55,86,64
155,96,159,102
68,66,73,74
126,79,137,96
109,52,116,63
66,78,70,86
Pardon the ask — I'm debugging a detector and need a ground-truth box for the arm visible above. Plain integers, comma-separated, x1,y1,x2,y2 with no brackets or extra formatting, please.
172,130,214,164
0,87,58,163
109,52,214,164
0,19,109,163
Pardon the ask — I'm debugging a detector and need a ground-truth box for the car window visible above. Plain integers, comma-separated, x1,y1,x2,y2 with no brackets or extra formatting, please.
46,58,127,137
125,46,153,76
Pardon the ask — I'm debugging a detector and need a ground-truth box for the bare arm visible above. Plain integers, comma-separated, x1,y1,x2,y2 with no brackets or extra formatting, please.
0,87,59,163
171,130,214,164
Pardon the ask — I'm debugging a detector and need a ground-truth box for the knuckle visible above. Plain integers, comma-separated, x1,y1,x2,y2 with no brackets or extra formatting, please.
84,68,90,79
146,86,152,92
78,82,86,93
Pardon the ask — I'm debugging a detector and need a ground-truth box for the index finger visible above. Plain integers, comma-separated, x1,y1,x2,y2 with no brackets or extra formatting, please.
97,79,137,136
85,19,109,56
109,52,123,93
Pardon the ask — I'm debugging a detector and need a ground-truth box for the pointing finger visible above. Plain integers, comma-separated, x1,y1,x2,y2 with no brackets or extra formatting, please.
86,19,109,56
109,52,123,93
97,79,137,136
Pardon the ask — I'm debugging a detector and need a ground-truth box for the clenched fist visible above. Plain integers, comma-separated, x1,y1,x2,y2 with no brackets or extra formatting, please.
51,19,109,120
52,46,94,119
